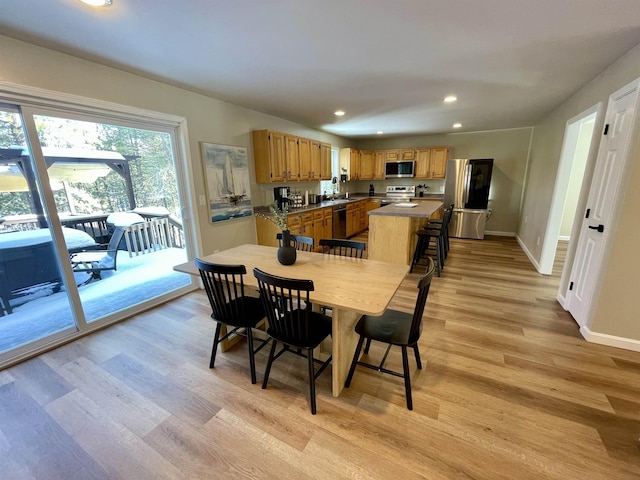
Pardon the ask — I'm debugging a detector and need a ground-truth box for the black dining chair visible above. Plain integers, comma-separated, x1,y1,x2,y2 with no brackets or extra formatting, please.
345,258,435,410
319,238,366,258
253,267,332,414
195,259,270,384
276,233,314,252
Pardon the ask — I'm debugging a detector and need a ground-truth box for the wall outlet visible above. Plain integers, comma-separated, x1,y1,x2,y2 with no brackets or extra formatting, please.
536,236,541,246
524,215,528,224
199,194,206,206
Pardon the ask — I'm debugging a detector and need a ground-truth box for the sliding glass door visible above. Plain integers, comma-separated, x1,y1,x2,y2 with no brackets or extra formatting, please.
0,98,194,366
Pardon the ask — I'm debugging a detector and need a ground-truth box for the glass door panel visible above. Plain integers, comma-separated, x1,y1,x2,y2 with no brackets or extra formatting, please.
0,106,77,354
32,114,190,323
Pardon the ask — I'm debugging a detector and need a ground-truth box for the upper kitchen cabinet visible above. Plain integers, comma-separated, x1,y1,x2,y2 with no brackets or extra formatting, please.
253,130,287,183
339,147,360,181
415,147,449,179
299,137,312,182
253,130,332,183
374,150,386,179
386,149,416,161
320,142,331,180
359,150,375,180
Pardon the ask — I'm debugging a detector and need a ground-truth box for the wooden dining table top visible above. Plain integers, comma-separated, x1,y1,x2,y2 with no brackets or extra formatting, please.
173,243,409,316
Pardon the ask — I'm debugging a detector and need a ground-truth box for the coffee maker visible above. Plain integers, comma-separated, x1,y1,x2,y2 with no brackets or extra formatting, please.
273,186,290,210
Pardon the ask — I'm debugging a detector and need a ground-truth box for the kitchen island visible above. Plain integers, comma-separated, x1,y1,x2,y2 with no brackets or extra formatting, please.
368,200,443,265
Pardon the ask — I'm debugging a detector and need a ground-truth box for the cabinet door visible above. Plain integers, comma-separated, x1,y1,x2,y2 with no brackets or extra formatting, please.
323,207,333,239
300,213,314,237
360,150,375,180
415,148,431,178
430,147,448,178
269,131,287,183
350,149,361,180
346,203,356,237
374,150,386,179
284,135,300,181
309,140,321,180
320,143,332,180
386,149,400,161
287,214,301,234
358,201,367,231
400,149,416,160
298,137,312,182
313,210,324,248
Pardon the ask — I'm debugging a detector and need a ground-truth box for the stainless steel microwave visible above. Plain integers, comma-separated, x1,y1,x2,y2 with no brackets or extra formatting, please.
385,160,415,178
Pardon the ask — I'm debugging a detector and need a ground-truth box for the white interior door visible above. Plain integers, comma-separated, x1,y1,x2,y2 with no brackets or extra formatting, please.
566,78,640,327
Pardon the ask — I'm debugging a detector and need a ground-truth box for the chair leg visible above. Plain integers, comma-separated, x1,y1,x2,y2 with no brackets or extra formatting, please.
246,328,257,384
413,344,422,369
363,337,372,354
307,348,317,415
262,339,278,389
209,322,223,368
401,346,413,410
345,336,365,388
410,236,424,273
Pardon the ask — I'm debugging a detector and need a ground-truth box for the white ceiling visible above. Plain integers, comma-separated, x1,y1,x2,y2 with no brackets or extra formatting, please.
2,0,640,138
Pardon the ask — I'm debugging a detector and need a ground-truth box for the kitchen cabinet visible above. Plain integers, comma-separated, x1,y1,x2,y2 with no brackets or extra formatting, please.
253,130,287,183
339,148,360,181
415,146,449,179
358,200,368,231
374,150,386,179
320,142,332,180
299,212,314,238
360,150,375,180
346,201,361,237
430,147,448,178
253,130,332,183
323,207,333,239
299,137,312,182
284,134,300,181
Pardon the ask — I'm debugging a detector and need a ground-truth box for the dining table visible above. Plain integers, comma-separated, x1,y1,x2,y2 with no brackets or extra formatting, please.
173,243,409,397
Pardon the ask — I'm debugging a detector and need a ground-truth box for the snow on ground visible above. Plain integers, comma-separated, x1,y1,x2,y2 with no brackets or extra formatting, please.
0,247,192,352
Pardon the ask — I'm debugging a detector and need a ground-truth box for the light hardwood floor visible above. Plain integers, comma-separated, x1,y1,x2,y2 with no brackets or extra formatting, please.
1,236,639,479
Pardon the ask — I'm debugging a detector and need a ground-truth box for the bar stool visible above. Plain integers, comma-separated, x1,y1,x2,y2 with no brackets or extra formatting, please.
410,206,452,276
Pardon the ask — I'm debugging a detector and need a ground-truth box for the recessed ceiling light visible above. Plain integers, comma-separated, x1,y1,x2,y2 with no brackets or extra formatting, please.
453,123,462,128
444,96,458,103
334,110,345,116
377,131,384,135
80,0,112,5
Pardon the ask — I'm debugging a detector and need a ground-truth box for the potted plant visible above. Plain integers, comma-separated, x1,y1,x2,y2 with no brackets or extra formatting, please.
257,203,296,265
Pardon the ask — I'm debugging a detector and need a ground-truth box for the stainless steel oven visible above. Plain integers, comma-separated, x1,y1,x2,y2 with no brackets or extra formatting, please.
332,204,347,239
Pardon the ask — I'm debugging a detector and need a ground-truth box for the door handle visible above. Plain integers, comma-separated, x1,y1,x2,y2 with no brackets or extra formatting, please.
588,224,604,233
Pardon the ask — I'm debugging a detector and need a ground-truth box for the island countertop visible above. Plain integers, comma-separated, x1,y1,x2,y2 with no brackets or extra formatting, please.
368,200,443,218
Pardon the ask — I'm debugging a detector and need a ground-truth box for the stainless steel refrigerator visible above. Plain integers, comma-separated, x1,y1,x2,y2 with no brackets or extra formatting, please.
444,158,493,239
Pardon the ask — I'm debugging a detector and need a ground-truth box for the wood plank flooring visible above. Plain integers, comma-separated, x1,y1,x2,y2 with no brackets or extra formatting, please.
2,236,639,479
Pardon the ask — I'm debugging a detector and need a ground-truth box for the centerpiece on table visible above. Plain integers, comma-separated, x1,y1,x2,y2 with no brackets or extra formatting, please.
257,203,296,265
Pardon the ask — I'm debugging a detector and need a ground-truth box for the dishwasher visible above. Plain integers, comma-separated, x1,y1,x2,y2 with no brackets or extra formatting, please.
332,204,347,239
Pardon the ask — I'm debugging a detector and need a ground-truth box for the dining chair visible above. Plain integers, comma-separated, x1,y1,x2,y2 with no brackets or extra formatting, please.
194,259,270,384
345,258,435,410
276,233,314,252
253,267,332,414
318,238,366,258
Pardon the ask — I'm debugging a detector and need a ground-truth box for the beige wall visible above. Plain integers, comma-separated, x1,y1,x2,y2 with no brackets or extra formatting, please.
519,42,640,343
357,128,533,235
0,35,347,255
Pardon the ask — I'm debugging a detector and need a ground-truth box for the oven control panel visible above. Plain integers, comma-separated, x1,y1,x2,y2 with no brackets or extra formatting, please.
385,185,416,197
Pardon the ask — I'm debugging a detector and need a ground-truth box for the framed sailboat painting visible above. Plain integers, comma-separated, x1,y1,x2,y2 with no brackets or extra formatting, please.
200,142,253,223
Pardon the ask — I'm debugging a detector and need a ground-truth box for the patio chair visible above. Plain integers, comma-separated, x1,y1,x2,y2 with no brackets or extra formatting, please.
70,226,126,281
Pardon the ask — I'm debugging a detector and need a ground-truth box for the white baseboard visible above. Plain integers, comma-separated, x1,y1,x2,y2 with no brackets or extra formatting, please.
579,326,640,353
515,234,542,272
558,235,570,241
556,292,567,309
484,230,515,237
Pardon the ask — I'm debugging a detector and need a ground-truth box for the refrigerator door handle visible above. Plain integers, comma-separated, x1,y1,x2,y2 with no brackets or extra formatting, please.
463,164,472,204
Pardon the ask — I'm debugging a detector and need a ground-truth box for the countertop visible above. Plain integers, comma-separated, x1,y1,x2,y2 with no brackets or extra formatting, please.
368,200,443,218
254,193,444,216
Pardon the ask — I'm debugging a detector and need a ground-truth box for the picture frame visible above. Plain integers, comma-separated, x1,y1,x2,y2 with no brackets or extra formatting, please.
200,142,252,223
